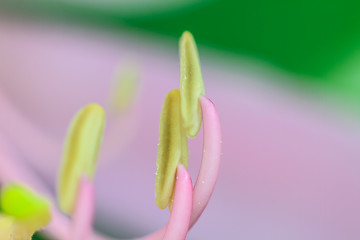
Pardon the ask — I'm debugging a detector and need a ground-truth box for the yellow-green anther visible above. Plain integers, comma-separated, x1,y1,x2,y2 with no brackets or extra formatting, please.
155,89,189,210
1,185,50,220
58,103,106,215
0,184,51,240
110,64,139,113
179,31,205,138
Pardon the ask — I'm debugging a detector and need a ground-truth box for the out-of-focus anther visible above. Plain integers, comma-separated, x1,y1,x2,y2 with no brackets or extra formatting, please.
155,89,189,210
57,103,105,215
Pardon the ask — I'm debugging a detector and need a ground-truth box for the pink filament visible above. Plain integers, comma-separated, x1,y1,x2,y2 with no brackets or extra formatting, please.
190,95,222,227
71,177,96,240
162,164,193,240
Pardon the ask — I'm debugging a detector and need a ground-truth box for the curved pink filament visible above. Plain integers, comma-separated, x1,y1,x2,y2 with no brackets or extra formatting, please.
162,164,193,240
71,177,96,240
190,95,221,227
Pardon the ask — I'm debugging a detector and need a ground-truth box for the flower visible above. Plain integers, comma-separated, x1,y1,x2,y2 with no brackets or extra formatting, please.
0,29,221,240
1,18,360,240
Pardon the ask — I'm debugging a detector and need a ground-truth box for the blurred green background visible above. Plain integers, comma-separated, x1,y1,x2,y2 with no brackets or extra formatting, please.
3,0,360,110
2,0,360,80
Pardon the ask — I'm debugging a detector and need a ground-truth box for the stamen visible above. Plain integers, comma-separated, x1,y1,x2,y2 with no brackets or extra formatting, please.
163,164,192,240
0,184,51,239
155,89,189,210
179,31,205,138
109,64,140,113
71,177,95,240
57,103,105,215
190,95,221,227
